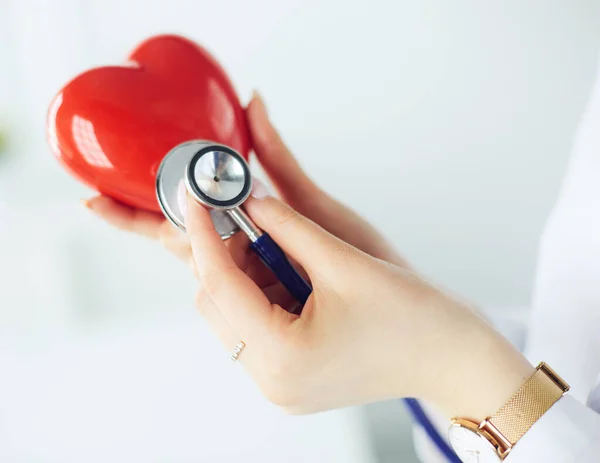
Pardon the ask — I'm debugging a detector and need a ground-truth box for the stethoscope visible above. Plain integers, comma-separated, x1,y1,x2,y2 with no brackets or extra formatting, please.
156,140,312,312
156,140,460,462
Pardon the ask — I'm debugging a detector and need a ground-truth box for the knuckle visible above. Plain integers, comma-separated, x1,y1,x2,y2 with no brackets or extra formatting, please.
258,351,304,408
264,135,283,155
292,193,319,216
186,217,216,240
194,290,212,316
196,257,239,298
260,127,286,154
159,233,177,253
158,230,169,247
199,271,222,297
273,205,300,228
261,381,300,409
188,257,199,279
326,242,356,267
158,222,180,244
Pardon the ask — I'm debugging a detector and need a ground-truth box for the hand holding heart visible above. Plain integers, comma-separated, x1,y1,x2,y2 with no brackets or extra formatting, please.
83,93,410,270
48,33,407,269
48,34,250,212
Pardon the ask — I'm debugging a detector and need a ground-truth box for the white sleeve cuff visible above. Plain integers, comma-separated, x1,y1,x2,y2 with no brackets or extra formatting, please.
506,394,600,462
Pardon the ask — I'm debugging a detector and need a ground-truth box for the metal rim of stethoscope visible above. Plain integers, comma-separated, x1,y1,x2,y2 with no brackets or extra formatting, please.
156,140,241,239
184,144,253,210
156,152,182,231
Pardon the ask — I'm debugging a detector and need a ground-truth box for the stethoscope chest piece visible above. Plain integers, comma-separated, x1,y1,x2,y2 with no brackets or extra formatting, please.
156,140,240,239
185,144,252,210
157,139,313,308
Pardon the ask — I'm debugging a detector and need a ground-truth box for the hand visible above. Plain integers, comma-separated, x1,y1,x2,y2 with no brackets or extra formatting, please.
83,92,408,269
185,191,534,418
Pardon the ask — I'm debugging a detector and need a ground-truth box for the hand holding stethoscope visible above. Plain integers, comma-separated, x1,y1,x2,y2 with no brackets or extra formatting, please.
83,93,531,454
84,93,409,311
180,171,530,420
157,140,312,311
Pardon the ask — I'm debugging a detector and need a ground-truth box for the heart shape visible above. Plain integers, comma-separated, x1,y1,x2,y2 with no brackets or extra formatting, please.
46,34,251,212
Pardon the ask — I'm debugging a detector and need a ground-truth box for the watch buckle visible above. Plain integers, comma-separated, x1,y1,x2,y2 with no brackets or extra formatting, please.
479,420,512,459
537,362,570,393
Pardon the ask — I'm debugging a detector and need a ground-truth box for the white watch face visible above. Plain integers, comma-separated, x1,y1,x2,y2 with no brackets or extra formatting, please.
448,423,502,463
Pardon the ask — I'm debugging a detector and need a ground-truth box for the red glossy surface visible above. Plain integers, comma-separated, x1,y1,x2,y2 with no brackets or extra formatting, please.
47,34,250,212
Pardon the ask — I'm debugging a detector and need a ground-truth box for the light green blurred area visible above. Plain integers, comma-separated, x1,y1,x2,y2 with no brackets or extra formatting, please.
0,128,6,154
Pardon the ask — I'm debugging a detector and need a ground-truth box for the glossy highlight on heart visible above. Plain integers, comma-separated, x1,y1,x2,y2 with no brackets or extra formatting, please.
46,34,251,212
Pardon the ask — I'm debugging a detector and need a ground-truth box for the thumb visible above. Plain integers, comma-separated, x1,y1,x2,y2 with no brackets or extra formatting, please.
244,182,354,278
246,92,320,206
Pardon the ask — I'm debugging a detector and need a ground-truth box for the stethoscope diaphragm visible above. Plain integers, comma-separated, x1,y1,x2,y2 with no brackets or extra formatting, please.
156,140,240,239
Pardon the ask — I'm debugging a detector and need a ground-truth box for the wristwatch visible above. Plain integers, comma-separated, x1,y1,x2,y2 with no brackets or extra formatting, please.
448,362,570,462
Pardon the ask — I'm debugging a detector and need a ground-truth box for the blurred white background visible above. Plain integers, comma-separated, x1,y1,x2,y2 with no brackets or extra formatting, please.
2,0,600,461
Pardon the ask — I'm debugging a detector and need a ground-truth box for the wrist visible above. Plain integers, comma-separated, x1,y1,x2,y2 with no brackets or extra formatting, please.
419,297,535,420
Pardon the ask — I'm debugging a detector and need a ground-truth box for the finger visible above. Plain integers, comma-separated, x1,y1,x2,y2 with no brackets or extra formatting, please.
194,289,239,354
195,290,254,365
247,92,320,205
185,196,274,336
216,231,282,289
190,232,281,291
224,231,252,272
186,217,279,288
178,187,251,269
158,220,193,263
243,194,353,277
244,251,282,288
85,195,194,263
262,283,298,310
84,196,165,239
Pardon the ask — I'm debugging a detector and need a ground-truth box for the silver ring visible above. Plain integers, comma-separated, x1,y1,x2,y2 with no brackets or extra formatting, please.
230,341,246,362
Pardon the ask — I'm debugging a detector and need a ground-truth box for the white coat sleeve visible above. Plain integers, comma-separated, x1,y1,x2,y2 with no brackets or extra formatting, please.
524,50,600,403
413,47,600,462
510,49,600,462
505,395,600,462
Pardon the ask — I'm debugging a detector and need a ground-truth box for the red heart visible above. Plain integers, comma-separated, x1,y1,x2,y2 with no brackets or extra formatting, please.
46,34,251,212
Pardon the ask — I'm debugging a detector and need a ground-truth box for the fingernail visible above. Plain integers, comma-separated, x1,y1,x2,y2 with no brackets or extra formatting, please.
177,180,188,219
251,178,271,199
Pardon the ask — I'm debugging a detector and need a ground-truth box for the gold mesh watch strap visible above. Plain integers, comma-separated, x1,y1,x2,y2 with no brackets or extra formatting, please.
488,362,570,445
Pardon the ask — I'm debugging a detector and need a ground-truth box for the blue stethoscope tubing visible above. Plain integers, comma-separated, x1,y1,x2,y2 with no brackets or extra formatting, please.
249,233,312,310
403,398,461,462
